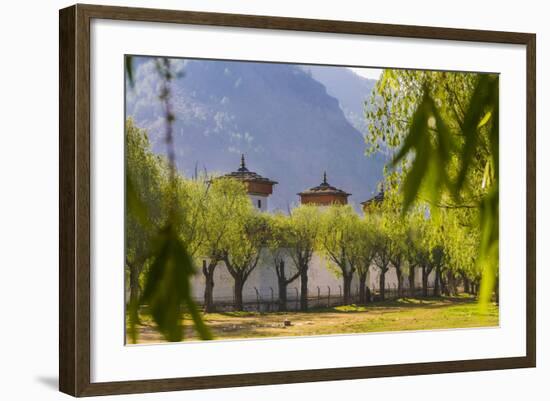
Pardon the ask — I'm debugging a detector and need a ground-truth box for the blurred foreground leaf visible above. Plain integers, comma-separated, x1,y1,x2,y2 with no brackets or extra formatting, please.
478,186,499,308
374,71,499,305
141,224,212,342
125,55,134,87
455,75,499,195
392,90,455,212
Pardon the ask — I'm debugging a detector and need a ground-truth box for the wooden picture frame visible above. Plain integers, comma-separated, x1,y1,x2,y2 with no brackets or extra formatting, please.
59,3,536,397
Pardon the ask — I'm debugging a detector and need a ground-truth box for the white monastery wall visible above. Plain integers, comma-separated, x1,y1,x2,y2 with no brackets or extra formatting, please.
190,250,436,303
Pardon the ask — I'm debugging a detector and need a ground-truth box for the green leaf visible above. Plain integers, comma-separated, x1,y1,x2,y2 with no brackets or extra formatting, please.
477,110,492,129
478,186,499,307
455,74,498,194
141,224,212,342
125,55,134,87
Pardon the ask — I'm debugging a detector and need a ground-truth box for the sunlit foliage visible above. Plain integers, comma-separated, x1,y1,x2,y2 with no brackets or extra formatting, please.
125,118,211,342
365,70,498,305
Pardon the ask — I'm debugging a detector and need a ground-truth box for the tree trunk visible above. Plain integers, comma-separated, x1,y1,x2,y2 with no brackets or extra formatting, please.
129,263,140,303
434,267,440,297
395,264,403,297
275,260,288,312
474,280,479,296
379,270,386,301
204,273,215,313
203,260,217,313
422,266,429,297
434,265,441,297
446,271,457,296
440,270,449,296
358,272,367,304
408,266,415,297
461,273,470,294
300,268,308,311
233,276,244,311
278,277,288,312
342,272,353,305
128,262,141,323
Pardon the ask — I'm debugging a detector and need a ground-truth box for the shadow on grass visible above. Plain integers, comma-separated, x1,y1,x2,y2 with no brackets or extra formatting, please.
215,311,266,318
203,296,480,317
307,296,480,314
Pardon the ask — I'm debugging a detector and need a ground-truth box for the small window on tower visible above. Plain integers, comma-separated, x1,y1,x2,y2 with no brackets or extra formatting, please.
257,199,262,209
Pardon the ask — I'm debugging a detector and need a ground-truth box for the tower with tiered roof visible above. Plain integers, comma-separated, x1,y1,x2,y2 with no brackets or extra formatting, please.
298,172,350,206
361,184,385,213
222,154,278,211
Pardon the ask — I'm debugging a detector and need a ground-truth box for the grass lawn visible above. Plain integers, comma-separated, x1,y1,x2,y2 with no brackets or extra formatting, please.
129,295,498,344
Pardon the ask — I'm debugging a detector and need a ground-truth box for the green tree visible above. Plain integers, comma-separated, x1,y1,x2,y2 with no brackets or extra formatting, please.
265,213,292,311
199,177,252,312
371,223,392,301
265,206,322,312
173,176,210,259
364,191,398,301
125,57,211,342
438,207,481,297
319,205,361,305
366,70,498,304
264,213,301,311
403,209,427,295
221,210,269,311
286,205,322,311
419,212,452,298
125,118,167,335
379,187,409,297
346,218,377,304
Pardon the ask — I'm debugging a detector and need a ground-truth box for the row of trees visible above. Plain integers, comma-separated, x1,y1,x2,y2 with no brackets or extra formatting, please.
126,118,484,317
365,70,499,304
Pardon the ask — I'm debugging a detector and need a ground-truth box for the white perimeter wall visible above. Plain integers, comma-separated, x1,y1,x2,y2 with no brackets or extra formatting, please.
190,251,435,302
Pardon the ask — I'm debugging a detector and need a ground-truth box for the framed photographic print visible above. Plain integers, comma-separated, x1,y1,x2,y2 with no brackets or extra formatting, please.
59,3,536,397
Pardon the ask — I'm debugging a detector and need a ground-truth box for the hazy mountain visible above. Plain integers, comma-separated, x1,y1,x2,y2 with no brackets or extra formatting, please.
304,65,377,134
126,57,385,211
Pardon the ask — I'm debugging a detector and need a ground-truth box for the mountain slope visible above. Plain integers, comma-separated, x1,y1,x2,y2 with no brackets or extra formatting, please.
304,65,377,134
126,57,385,211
